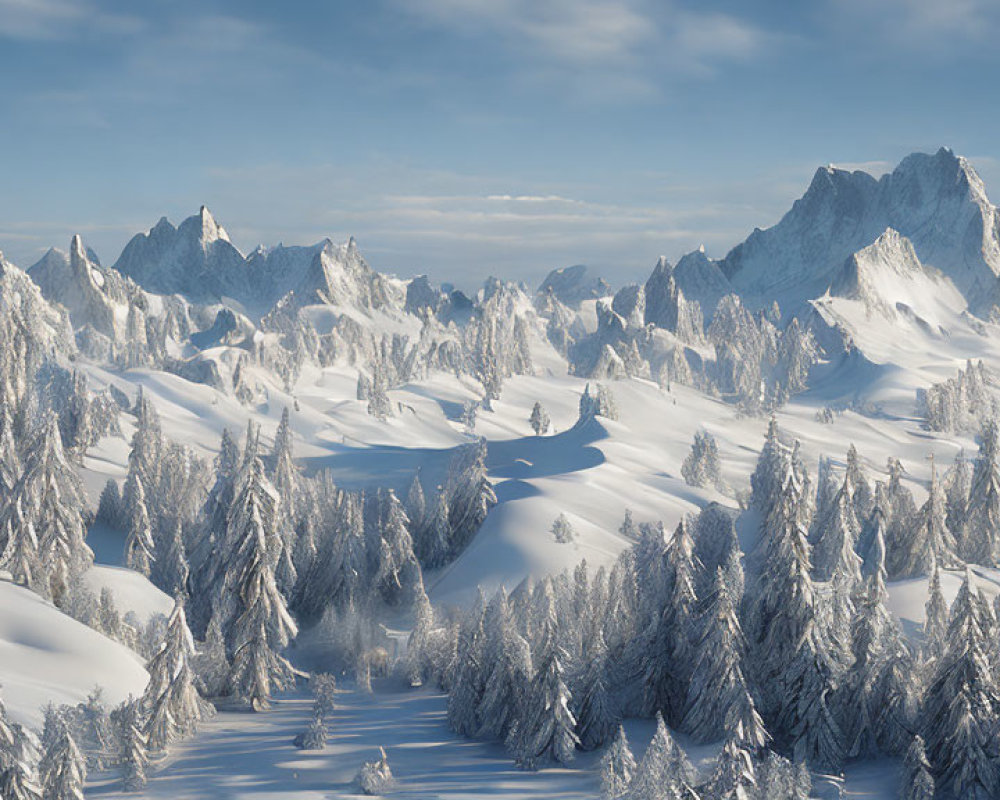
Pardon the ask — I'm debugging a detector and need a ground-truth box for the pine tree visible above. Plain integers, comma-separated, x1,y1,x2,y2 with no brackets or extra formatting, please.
963,420,1000,564
900,735,934,800
157,518,190,598
922,569,1000,799
447,595,486,737
627,712,695,800
405,471,426,534
143,597,214,750
845,443,873,521
510,599,578,769
529,402,550,436
123,472,155,576
841,515,897,759
40,728,85,800
705,730,759,800
476,589,532,743
682,570,766,748
747,451,842,770
118,700,148,792
599,725,636,799
573,624,615,750
420,487,451,567
551,513,575,543
223,456,299,710
893,460,958,577
681,430,722,490
294,706,327,750
922,558,948,661
2,412,92,603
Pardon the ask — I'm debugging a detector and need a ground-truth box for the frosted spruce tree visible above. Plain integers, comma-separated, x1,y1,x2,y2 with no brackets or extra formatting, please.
476,590,533,742
747,446,843,770
123,472,155,576
682,569,767,749
143,597,214,750
529,401,550,436
509,595,578,769
922,558,948,661
118,699,148,792
900,735,935,800
40,727,86,800
840,515,898,759
447,593,486,738
681,429,722,490
573,622,615,751
921,568,999,798
405,471,426,534
0,412,92,604
892,459,958,577
963,420,1000,564
626,712,697,800
222,455,299,710
599,725,635,799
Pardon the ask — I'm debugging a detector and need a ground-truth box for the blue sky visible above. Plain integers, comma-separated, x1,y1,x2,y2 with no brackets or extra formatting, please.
2,0,1000,289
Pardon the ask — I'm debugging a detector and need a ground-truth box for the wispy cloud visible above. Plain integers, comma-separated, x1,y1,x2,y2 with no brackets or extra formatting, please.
397,0,779,99
0,0,142,40
830,0,1000,52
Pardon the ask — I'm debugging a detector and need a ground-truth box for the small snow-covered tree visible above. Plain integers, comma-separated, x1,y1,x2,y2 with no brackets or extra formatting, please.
294,706,327,750
599,725,636,799
41,727,86,800
117,699,148,792
963,420,1000,564
681,429,722,490
123,472,155,576
551,513,575,544
355,747,394,795
627,712,696,800
530,402,550,436
405,471,426,534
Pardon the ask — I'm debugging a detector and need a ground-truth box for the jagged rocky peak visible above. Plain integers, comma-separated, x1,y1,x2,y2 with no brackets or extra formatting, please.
113,206,246,304
672,248,732,322
537,264,610,307
718,147,1000,316
642,257,704,341
826,227,967,324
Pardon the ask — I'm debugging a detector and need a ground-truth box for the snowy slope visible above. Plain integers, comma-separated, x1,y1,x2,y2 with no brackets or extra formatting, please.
0,578,149,729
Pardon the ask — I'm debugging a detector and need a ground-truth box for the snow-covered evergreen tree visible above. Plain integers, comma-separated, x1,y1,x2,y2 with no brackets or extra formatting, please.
530,401,550,435
123,472,155,576
143,597,214,750
599,725,635,799
551,513,575,543
40,727,86,800
405,471,426,534
921,568,999,799
117,699,148,792
626,712,696,800
509,599,578,769
475,589,533,742
222,455,299,710
681,429,722,490
573,623,615,750
963,420,1000,564
900,735,934,800
892,459,958,577
0,412,92,604
682,569,766,748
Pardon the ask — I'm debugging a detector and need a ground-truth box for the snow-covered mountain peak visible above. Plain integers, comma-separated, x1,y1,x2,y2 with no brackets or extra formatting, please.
177,205,231,248
714,148,1000,316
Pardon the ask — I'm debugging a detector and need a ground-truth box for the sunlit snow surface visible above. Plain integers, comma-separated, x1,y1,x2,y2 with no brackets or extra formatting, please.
0,274,995,796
